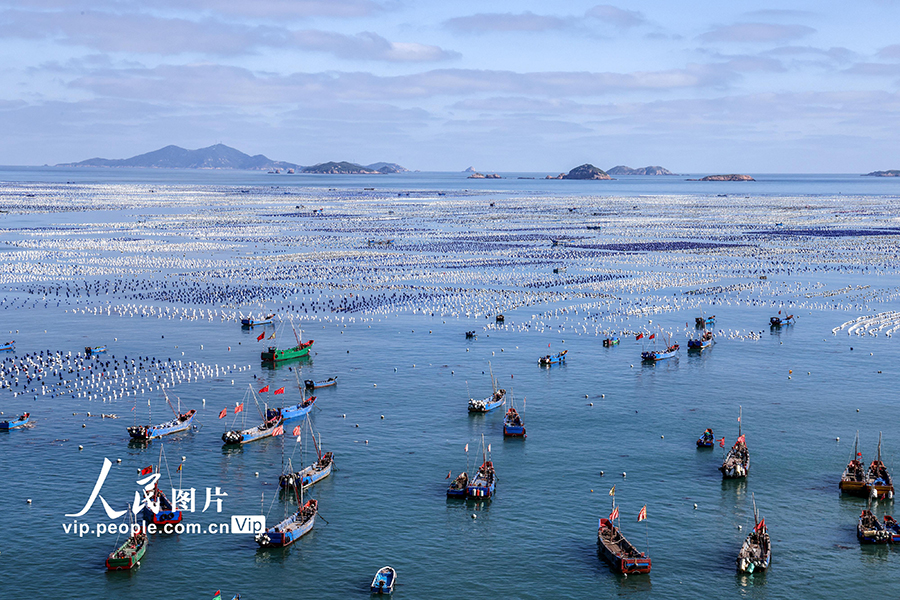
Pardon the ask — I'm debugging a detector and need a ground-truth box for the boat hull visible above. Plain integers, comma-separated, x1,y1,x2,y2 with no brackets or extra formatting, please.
260,341,314,362
268,398,316,421
0,415,29,430
839,480,867,496
256,501,317,548
128,411,196,440
597,519,651,574
222,418,282,445
106,536,147,570
503,424,526,437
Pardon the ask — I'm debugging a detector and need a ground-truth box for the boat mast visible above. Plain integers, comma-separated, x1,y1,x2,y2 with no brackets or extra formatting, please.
163,389,178,417
489,362,496,394
738,405,742,439
851,430,859,463
877,431,883,464
290,316,301,346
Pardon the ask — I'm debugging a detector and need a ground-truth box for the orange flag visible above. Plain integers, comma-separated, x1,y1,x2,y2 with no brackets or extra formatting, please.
218,408,227,419
234,402,244,414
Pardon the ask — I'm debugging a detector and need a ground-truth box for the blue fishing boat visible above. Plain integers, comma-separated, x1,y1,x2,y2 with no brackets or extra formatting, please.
0,340,14,351
268,394,316,421
255,499,317,548
279,417,334,491
503,402,526,438
468,364,506,412
858,509,890,544
883,515,900,542
687,330,714,351
769,314,795,327
695,316,716,328
641,344,679,361
602,337,619,347
0,412,30,430
466,436,495,498
696,428,714,448
142,481,183,526
224,386,284,445
371,566,396,594
447,471,468,497
242,314,275,327
538,350,567,366
128,391,196,440
85,345,107,355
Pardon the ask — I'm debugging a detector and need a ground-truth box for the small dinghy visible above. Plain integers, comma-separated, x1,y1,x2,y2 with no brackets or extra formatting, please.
769,314,795,327
242,313,275,327
465,330,477,339
0,340,14,351
858,509,891,544
538,350,567,366
447,472,468,498
370,566,396,594
304,377,337,389
503,405,526,438
602,337,619,347
883,515,900,543
0,412,30,431
839,431,866,495
696,428,714,448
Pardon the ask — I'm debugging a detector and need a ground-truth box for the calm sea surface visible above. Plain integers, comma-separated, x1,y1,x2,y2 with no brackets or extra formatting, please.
1,168,900,599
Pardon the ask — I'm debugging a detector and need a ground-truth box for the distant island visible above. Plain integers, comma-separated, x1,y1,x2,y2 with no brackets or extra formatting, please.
546,164,612,180
607,165,676,176
863,170,900,177
58,144,407,174
467,172,501,179
686,174,755,181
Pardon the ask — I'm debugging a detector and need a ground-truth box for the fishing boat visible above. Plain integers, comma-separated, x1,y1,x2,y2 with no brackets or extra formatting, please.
695,316,715,328
255,498,318,548
127,391,195,440
769,314,795,327
279,417,334,491
223,386,283,445
371,566,397,594
242,313,275,327
602,337,619,347
466,435,495,498
0,412,30,430
597,518,651,574
883,515,900,542
736,494,770,574
687,330,714,351
260,319,314,362
865,432,894,499
85,345,107,355
839,431,867,496
465,330,477,339
267,394,317,421
696,428,714,448
503,397,526,437
0,340,13,351
858,509,891,544
496,314,505,323
304,376,337,389
641,343,679,362
140,447,184,526
538,350,567,366
106,521,147,570
720,407,749,478
468,364,506,412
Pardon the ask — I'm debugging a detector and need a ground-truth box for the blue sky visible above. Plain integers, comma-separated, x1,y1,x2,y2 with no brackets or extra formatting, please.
2,0,899,172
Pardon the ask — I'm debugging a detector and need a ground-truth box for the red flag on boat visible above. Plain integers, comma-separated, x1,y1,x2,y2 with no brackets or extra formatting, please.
140,465,153,475
218,408,227,419
446,471,452,479
778,310,781,314
718,437,725,447
857,452,862,457
754,517,765,532
737,434,745,445
235,402,244,414
292,425,302,436
464,444,468,452
258,385,269,393
274,387,285,395
272,425,284,436
548,343,551,348
649,333,655,339
213,591,221,600
635,333,644,340
637,505,647,522
609,506,619,521
257,332,265,341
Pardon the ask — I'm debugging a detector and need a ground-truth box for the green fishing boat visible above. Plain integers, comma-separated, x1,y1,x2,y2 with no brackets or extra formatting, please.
260,320,314,362
106,531,147,570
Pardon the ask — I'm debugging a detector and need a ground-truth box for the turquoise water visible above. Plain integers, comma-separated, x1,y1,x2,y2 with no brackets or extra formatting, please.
1,170,900,599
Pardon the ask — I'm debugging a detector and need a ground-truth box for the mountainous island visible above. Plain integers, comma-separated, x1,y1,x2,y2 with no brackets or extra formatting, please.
686,174,755,181
863,170,900,177
607,165,676,175
58,144,407,174
546,164,613,180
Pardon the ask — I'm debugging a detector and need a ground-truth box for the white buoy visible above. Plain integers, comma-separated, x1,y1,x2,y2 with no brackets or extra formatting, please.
78,445,83,450
693,503,697,509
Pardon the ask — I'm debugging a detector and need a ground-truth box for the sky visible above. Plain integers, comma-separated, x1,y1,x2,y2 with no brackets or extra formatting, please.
1,0,900,172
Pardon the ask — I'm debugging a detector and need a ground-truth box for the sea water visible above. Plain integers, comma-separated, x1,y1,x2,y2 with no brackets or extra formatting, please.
0,169,899,599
